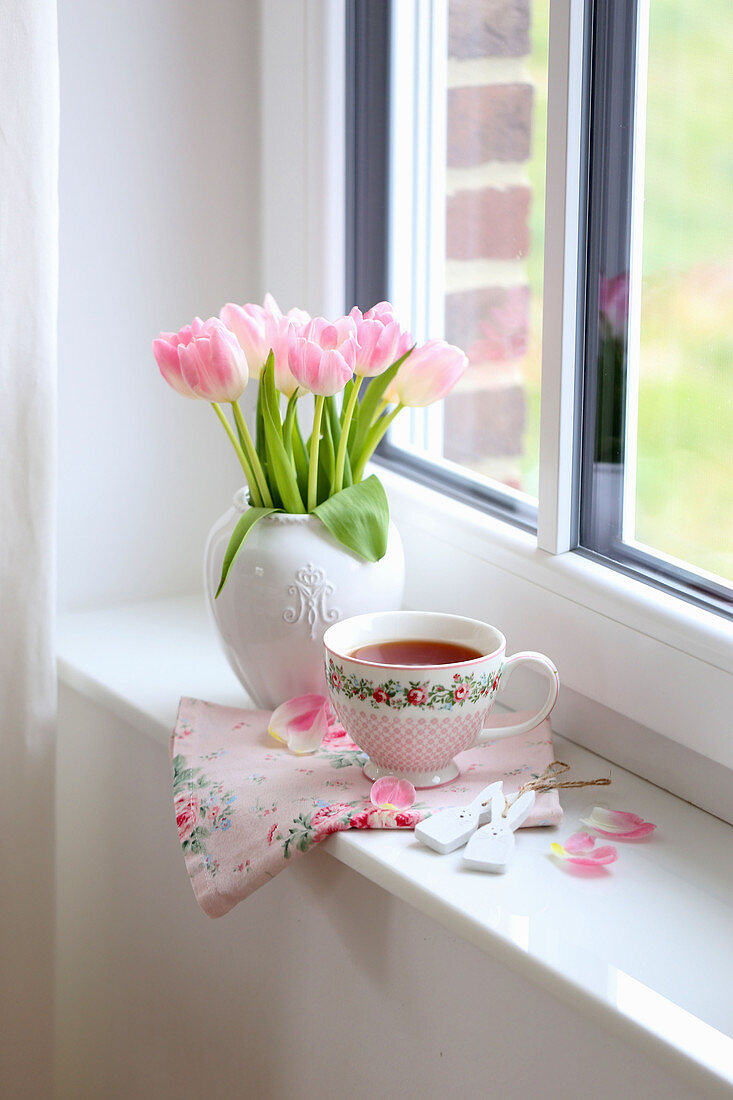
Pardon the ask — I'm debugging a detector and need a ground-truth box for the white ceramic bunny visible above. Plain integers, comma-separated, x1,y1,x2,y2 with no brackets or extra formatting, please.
462,786,536,872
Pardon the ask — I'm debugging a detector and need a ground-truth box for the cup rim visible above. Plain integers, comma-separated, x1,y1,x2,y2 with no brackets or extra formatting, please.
323,610,506,670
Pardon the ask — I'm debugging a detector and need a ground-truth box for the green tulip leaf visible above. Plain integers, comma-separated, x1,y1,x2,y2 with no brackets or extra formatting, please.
261,357,306,513
255,369,266,461
349,347,414,466
282,391,299,460
291,416,309,499
313,475,390,562
216,506,281,597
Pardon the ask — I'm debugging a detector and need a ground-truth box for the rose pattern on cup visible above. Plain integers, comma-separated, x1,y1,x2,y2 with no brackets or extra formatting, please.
326,656,501,710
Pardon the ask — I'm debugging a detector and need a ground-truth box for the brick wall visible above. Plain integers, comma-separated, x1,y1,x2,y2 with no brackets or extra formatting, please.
442,0,534,490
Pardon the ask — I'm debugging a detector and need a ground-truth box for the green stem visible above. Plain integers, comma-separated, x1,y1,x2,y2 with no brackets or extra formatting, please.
334,375,362,494
211,402,263,506
352,402,404,482
231,401,274,507
308,395,325,512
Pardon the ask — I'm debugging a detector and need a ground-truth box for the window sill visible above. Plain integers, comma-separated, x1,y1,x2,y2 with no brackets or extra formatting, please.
57,593,733,1097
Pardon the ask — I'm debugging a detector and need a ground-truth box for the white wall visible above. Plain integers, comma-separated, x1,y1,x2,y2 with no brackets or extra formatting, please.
57,0,263,612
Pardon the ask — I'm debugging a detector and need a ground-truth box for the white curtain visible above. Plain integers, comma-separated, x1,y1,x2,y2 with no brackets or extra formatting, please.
0,3,58,1093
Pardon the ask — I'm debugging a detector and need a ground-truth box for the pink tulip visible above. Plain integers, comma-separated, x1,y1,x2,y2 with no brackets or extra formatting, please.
390,337,468,407
219,295,311,381
153,316,248,402
363,302,414,359
303,314,357,350
219,302,270,378
289,322,356,396
268,693,333,754
265,313,305,397
370,776,416,810
348,306,410,378
363,302,414,358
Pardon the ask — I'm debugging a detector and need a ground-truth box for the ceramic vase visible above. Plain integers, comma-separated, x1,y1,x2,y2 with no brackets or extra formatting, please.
204,488,405,709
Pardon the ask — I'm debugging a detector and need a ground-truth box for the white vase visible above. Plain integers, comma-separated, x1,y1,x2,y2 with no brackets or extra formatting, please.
204,489,405,709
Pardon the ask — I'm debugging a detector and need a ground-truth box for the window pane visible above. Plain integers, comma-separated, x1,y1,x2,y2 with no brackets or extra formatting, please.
389,0,549,504
630,0,733,583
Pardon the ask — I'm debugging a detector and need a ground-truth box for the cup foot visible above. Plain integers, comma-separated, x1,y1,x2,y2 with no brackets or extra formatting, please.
362,759,460,789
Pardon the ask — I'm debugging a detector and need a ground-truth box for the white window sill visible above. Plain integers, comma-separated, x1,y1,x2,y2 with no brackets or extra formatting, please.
57,593,733,1097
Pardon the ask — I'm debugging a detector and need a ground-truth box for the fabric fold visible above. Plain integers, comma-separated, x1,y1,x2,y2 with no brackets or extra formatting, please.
171,697,562,918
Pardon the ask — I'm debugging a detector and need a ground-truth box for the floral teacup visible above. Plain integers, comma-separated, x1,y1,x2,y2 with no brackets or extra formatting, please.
323,610,559,787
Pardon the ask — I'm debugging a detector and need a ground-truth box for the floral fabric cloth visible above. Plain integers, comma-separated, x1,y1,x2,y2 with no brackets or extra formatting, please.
171,697,562,918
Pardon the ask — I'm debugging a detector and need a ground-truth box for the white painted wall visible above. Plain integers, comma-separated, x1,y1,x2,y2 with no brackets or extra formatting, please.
57,0,263,612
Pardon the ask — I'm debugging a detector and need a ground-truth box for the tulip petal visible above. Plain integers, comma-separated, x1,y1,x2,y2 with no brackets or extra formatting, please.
219,302,268,377
551,832,618,867
564,831,596,854
371,777,416,810
268,694,331,754
580,807,657,839
263,292,283,318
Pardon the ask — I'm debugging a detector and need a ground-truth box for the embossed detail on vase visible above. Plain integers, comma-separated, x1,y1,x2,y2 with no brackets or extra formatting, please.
282,564,340,639
204,492,405,710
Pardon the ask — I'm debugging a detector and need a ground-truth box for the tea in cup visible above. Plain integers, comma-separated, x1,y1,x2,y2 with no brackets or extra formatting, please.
323,610,559,787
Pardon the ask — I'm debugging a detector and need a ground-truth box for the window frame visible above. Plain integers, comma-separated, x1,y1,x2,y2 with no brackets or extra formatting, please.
259,0,733,818
578,0,733,619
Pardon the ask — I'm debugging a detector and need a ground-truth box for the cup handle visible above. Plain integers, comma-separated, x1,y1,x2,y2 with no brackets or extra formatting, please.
474,652,559,744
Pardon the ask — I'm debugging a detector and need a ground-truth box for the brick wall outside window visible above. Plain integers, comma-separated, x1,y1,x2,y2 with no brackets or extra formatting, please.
442,0,536,492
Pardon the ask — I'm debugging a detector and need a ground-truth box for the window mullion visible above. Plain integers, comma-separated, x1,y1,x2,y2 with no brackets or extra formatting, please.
536,0,588,555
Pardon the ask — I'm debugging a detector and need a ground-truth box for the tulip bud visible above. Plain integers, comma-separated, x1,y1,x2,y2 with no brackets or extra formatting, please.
289,316,357,396
264,313,306,397
391,338,468,407
288,335,356,396
153,317,248,402
219,302,269,378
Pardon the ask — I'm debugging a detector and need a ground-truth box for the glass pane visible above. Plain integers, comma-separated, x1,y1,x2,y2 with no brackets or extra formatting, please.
390,0,549,503
630,0,733,583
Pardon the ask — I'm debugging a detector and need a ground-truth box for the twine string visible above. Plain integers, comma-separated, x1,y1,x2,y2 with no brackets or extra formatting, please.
480,760,612,817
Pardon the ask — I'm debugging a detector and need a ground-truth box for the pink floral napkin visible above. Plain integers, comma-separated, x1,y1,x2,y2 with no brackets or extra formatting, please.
171,697,562,918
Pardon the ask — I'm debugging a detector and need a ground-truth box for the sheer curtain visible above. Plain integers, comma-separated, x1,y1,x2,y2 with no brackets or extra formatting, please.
0,3,58,1092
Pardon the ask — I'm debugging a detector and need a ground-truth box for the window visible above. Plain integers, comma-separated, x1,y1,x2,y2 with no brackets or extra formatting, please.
347,0,733,621
580,0,733,618
261,0,732,812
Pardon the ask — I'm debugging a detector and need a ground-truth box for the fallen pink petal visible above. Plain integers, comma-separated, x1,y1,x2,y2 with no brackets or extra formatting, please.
370,776,416,811
564,831,596,854
580,807,657,839
268,694,332,755
551,831,618,867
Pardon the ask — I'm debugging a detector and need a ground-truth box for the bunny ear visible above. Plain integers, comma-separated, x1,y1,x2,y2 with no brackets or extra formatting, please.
504,789,537,830
488,784,505,823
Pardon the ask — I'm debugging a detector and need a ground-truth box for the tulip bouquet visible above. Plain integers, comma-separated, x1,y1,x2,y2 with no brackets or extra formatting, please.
153,295,468,595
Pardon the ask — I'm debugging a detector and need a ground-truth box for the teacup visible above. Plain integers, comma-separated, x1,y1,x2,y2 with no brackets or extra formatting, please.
323,610,559,787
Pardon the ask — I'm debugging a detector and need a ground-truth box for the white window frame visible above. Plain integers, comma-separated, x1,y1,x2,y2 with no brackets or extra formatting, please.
260,0,733,822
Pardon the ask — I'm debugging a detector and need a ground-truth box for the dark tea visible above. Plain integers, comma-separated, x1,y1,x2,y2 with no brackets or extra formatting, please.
349,638,484,666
